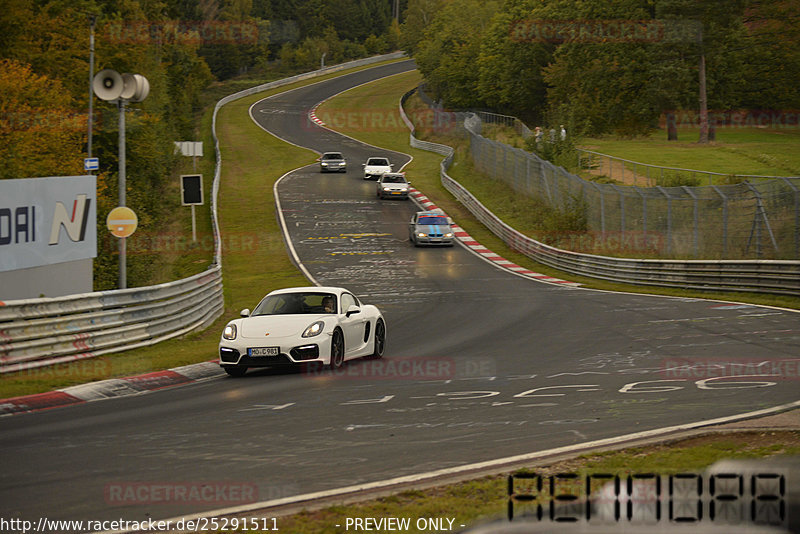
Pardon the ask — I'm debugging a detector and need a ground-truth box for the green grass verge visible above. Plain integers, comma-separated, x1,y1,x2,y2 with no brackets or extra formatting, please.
312,74,800,312
581,128,800,178
0,59,406,399
273,431,800,533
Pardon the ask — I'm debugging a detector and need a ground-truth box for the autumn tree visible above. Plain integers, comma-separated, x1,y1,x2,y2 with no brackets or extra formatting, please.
0,59,85,179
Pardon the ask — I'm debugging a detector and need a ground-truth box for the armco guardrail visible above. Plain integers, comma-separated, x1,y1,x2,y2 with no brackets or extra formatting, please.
399,88,800,297
0,268,223,373
0,53,407,375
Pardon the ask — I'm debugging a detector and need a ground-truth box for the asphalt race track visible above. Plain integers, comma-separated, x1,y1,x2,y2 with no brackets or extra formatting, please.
1,60,799,527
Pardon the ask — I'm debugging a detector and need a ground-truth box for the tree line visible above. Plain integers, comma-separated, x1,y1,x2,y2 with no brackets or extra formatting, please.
401,0,800,137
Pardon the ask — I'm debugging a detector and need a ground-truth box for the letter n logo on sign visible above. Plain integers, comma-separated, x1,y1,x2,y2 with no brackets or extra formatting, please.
49,194,92,245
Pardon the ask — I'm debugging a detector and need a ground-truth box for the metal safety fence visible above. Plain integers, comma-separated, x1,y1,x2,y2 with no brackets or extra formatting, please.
0,52,407,374
463,110,800,260
400,88,800,296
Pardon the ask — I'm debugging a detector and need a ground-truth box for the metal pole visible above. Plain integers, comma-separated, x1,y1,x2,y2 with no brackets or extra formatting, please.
612,185,625,233
502,143,507,179
192,144,198,243
634,186,647,249
87,15,96,162
191,205,197,243
779,178,799,258
591,182,605,237
746,182,779,256
658,186,672,255
711,185,728,258
682,186,699,257
526,156,531,196
118,99,127,289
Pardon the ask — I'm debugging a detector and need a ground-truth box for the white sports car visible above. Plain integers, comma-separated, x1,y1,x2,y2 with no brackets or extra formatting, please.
218,287,386,377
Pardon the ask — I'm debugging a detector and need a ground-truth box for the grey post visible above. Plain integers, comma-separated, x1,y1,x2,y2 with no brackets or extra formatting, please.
118,99,127,289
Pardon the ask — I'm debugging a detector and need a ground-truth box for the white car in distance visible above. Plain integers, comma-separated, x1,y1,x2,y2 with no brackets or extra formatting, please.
363,156,393,180
376,172,410,199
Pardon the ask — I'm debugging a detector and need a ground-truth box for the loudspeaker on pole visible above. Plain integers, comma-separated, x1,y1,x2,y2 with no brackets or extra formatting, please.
128,74,150,102
93,70,150,102
92,69,123,101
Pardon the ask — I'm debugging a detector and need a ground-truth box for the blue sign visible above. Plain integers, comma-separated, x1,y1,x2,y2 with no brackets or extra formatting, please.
84,157,99,171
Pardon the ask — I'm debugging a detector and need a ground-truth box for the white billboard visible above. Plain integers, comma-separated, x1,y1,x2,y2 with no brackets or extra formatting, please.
0,175,97,273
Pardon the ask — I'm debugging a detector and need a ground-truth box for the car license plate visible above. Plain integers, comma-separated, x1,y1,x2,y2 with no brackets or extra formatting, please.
391,191,401,195
249,347,279,357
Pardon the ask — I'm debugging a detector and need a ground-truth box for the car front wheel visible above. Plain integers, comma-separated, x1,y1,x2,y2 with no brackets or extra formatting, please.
370,319,385,359
330,329,344,370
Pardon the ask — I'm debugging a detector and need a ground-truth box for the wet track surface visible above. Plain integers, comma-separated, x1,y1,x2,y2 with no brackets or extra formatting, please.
1,60,799,525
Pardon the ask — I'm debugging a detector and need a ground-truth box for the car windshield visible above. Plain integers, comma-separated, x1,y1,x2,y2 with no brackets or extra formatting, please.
323,153,343,160
252,292,337,315
383,176,406,183
418,216,448,225
367,158,388,165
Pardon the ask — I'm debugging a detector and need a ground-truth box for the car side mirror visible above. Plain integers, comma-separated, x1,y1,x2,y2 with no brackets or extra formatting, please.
345,305,361,317
240,308,251,317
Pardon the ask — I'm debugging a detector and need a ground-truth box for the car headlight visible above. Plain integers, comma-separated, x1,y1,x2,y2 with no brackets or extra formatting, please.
417,232,426,238
383,187,391,191
222,323,237,340
302,320,325,338
445,232,453,238
321,162,328,166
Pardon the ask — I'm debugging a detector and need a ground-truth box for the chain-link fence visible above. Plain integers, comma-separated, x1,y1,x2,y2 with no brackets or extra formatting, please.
464,113,800,259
